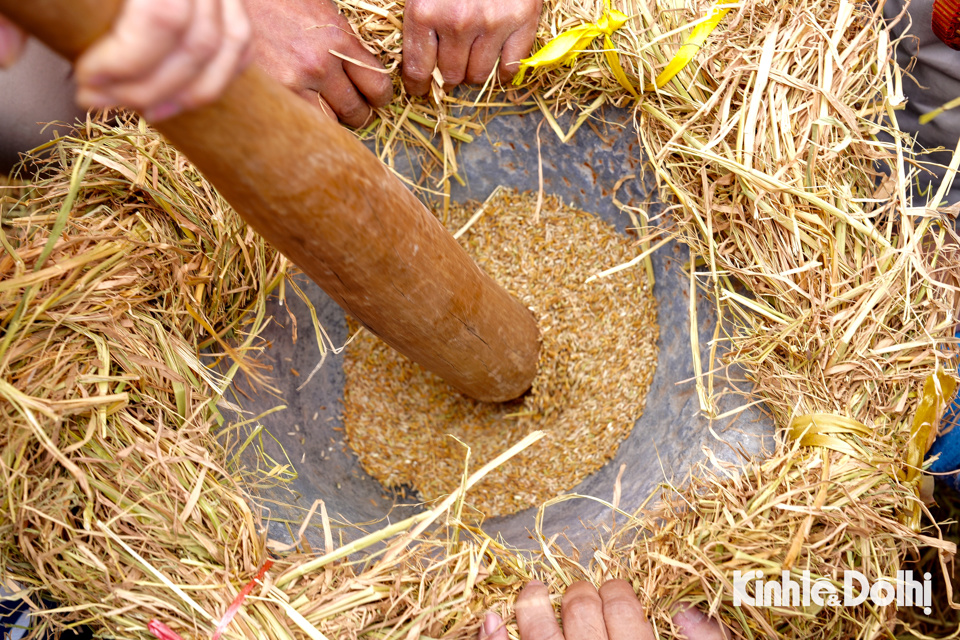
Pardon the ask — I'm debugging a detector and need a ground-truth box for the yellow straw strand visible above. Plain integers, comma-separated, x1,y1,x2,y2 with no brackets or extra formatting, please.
646,0,737,91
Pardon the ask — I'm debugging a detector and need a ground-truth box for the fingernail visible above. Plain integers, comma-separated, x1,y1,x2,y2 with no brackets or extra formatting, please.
0,24,23,69
482,612,501,637
673,605,706,628
144,102,183,122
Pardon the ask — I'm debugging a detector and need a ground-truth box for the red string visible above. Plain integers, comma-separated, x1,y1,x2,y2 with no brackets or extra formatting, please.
148,620,185,640
211,559,274,640
147,559,274,640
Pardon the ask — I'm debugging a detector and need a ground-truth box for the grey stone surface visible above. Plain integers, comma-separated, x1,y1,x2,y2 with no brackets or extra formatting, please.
237,108,775,551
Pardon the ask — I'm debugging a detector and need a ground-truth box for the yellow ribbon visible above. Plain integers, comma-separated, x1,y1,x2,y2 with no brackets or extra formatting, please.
904,367,957,483
646,0,737,92
514,8,637,96
789,367,957,532
514,1,738,97
902,367,956,530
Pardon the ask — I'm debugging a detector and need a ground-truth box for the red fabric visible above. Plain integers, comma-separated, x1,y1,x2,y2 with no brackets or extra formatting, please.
933,0,960,49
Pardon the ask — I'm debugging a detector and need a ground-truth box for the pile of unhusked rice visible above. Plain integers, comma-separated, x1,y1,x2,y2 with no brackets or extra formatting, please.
342,189,659,516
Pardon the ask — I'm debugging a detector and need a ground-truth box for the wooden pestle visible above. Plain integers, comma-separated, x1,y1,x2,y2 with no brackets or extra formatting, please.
2,0,541,402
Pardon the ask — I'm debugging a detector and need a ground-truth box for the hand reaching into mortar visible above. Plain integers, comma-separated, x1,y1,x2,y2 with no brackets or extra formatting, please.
244,0,393,127
0,0,253,122
0,0,544,128
243,0,543,124
402,0,543,95
479,580,730,640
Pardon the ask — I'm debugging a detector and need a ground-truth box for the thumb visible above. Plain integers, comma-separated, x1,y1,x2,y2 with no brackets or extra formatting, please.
0,14,27,69
478,612,509,640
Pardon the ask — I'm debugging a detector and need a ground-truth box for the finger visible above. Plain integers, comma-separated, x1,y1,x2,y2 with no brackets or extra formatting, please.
340,38,393,108
598,580,655,640
297,88,338,122
97,0,224,115
560,582,608,640
76,0,193,89
478,612,509,640
315,63,374,128
498,20,539,84
317,94,337,122
401,5,438,96
0,15,27,69
436,30,475,88
516,581,564,640
156,0,252,119
671,605,731,640
464,32,506,85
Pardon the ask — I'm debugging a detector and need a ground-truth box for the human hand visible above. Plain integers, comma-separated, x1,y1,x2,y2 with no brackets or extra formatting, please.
479,580,730,640
245,0,392,127
72,0,253,122
0,14,26,69
401,0,543,96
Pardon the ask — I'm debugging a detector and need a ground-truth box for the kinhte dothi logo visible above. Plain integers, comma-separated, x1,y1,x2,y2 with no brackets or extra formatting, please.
733,570,932,613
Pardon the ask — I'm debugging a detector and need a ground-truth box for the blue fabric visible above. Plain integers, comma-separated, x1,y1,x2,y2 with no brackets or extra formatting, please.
0,595,29,640
927,330,960,491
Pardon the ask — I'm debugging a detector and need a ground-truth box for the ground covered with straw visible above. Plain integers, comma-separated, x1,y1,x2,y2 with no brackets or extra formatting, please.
3,0,960,638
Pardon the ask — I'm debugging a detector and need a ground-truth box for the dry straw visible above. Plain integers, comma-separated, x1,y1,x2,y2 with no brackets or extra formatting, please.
3,0,960,638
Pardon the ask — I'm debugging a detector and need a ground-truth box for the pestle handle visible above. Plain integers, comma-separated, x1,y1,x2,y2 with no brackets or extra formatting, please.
1,0,540,402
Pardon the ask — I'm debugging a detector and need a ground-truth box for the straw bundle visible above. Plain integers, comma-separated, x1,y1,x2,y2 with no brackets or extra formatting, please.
0,118,282,635
3,0,960,638
614,0,960,633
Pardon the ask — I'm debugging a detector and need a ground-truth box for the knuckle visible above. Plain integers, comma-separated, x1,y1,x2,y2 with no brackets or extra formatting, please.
467,63,495,84
310,54,337,80
226,12,253,45
371,79,394,105
405,0,435,23
499,57,519,75
340,101,369,121
440,66,464,85
186,32,221,60
446,7,473,34
529,627,564,640
402,61,430,82
328,24,352,46
477,8,499,30
146,0,192,33
525,0,545,16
